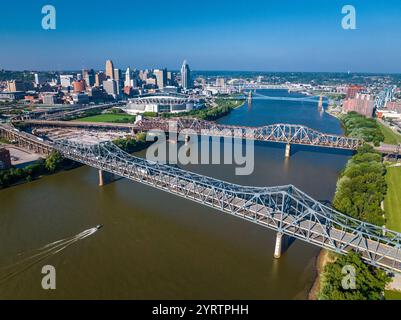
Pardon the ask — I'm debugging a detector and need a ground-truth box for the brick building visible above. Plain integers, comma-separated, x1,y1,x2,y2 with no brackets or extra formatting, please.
342,93,375,118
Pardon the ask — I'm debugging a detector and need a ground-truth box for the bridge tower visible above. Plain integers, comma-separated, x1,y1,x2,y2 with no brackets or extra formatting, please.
247,91,253,105
318,94,323,111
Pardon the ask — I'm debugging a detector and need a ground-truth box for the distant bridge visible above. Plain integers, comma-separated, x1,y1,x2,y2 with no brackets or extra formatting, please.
20,118,364,153
2,123,401,273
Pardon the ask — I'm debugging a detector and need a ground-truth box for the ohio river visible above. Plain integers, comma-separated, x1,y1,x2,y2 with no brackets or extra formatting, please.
0,90,351,299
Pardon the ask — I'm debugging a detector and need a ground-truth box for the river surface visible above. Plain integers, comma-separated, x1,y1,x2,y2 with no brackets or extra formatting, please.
0,90,351,299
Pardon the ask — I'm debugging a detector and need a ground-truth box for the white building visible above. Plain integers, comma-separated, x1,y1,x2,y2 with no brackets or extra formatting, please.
60,75,74,88
125,94,203,115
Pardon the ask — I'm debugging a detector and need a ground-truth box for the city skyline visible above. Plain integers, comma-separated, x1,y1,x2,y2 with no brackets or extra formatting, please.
1,0,401,72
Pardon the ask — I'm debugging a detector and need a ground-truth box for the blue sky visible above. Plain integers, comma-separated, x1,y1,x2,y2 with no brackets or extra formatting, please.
0,0,400,72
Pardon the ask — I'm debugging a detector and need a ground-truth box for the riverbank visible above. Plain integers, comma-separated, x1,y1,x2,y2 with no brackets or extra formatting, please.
308,249,334,300
384,165,401,232
0,155,81,190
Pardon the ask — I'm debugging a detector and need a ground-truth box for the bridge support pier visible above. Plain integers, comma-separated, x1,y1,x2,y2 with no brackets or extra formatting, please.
285,144,291,158
99,170,105,187
274,232,283,259
98,170,115,187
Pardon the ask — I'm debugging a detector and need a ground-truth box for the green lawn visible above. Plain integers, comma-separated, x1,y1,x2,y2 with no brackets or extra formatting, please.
378,122,401,145
385,290,401,300
75,113,135,123
384,166,401,232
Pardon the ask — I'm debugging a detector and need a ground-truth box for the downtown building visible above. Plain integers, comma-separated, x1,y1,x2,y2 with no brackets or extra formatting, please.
180,60,191,90
342,93,375,118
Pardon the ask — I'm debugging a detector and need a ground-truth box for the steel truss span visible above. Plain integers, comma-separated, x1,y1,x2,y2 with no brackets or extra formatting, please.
53,140,401,273
136,118,363,150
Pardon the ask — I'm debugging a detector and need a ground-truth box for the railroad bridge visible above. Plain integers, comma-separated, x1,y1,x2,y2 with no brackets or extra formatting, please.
21,118,364,157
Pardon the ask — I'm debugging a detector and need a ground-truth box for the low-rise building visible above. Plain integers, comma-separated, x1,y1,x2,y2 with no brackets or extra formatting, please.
125,93,204,114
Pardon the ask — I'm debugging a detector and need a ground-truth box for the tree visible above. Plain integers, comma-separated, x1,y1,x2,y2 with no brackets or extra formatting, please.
319,251,390,300
45,151,63,173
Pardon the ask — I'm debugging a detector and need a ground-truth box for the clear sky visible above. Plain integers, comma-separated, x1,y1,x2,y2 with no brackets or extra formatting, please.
0,0,400,72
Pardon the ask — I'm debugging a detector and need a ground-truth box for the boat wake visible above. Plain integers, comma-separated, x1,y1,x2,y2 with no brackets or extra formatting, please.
0,225,102,284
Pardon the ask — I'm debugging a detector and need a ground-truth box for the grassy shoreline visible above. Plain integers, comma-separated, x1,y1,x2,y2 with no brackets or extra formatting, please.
384,165,401,232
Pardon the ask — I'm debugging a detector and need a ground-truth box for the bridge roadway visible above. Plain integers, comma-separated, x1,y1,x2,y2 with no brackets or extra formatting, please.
1,123,401,272
20,118,363,151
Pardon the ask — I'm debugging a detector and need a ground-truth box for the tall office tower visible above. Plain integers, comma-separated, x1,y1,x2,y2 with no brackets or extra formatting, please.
154,68,167,90
95,72,107,87
105,60,115,79
83,69,95,87
180,60,191,90
114,68,121,81
125,67,133,87
103,79,118,98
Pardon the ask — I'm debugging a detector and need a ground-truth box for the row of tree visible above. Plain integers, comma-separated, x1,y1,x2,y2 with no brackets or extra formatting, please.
341,112,384,146
0,151,68,188
113,132,150,153
159,98,245,121
332,144,387,226
319,141,391,299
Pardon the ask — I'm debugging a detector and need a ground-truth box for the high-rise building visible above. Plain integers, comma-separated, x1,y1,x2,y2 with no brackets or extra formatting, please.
154,69,167,90
105,60,115,79
346,85,364,99
95,72,107,87
114,68,121,81
6,80,26,92
73,80,86,93
180,60,191,90
103,79,118,98
343,93,375,118
125,67,133,87
83,69,95,87
60,75,74,88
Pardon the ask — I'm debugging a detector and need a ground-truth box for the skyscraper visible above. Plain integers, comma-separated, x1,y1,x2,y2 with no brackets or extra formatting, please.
105,60,115,79
114,68,121,81
83,69,95,87
180,60,191,90
125,67,133,87
95,72,107,87
154,68,167,90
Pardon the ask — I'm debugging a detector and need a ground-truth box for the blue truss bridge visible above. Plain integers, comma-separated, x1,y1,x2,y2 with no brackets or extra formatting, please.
1,123,401,273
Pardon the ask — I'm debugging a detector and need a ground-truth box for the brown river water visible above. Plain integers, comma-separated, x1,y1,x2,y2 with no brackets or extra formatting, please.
0,90,351,299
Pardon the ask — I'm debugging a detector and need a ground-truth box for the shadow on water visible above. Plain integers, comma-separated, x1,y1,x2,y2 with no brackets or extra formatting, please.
253,140,355,157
